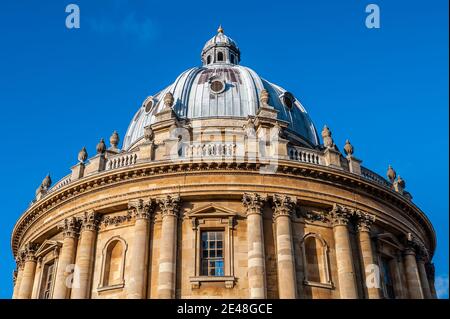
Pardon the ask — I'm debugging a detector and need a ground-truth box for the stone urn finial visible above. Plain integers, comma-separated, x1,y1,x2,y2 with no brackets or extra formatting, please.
321,125,335,149
96,138,106,154
164,92,174,109
42,174,52,190
387,165,396,183
109,131,119,149
78,147,88,163
260,89,270,105
343,139,353,156
397,175,405,188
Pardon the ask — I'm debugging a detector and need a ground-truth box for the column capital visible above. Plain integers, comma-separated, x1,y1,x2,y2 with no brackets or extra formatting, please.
330,204,353,226
157,195,181,218
79,210,101,232
58,216,81,239
15,255,24,270
355,210,376,232
128,198,154,220
272,194,297,220
242,192,267,216
20,242,39,262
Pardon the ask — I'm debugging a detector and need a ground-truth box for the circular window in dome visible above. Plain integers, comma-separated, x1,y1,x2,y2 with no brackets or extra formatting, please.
143,97,154,113
281,92,295,109
210,80,225,94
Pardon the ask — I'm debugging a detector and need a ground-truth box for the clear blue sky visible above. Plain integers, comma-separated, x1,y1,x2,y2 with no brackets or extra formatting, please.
0,0,447,299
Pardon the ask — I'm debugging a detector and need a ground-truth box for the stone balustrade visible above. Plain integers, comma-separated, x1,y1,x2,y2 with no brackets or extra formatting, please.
106,152,138,170
288,145,322,165
183,142,237,158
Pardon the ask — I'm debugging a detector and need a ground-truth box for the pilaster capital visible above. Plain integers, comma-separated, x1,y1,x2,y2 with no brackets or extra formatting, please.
128,198,154,220
272,194,297,220
157,195,181,218
405,232,429,261
58,216,81,239
79,210,101,232
15,255,24,270
330,204,353,226
20,242,39,262
355,210,376,232
242,192,267,216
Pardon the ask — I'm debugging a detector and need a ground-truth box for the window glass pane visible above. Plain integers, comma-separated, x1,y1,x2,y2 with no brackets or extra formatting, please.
217,249,223,257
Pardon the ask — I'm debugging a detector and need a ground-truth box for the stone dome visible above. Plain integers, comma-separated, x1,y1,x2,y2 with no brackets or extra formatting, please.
123,27,320,150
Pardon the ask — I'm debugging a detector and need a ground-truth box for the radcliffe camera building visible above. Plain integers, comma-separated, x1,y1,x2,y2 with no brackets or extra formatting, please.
11,27,437,299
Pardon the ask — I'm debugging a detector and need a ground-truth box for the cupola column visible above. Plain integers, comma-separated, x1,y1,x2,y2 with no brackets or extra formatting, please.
18,243,39,299
156,196,181,299
71,211,100,299
355,211,381,299
53,217,80,299
403,246,424,299
127,199,153,299
272,195,297,299
331,205,358,298
242,193,267,299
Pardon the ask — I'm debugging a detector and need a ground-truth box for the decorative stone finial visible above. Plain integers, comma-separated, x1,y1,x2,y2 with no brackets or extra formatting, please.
321,125,335,149
397,175,405,188
260,89,270,105
387,165,396,183
343,139,353,156
78,147,88,163
163,92,174,109
96,138,106,154
217,25,224,33
42,174,52,190
109,131,119,149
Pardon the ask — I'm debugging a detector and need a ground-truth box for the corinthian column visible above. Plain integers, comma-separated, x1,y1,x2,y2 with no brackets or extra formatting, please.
242,193,267,299
71,211,101,299
272,194,297,299
127,199,153,299
416,253,432,299
18,242,39,299
53,217,80,299
12,257,24,299
403,246,424,299
331,204,358,299
355,211,380,299
156,195,181,299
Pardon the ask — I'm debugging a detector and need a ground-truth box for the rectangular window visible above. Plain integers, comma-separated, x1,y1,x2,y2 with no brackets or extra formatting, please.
381,257,395,299
40,262,55,299
201,231,224,276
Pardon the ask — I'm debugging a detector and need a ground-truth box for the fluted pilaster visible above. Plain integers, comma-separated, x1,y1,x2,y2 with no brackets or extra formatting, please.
18,242,39,299
403,246,424,299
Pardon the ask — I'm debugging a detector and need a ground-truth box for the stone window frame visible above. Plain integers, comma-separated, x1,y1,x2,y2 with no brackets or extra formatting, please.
374,233,404,299
34,240,61,299
188,204,238,289
301,233,333,289
97,236,128,292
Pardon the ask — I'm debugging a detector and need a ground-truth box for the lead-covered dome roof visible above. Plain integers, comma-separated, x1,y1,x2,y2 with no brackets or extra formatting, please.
123,27,319,150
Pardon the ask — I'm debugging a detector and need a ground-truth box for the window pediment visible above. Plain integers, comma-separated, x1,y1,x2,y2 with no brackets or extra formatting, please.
35,240,61,258
187,204,239,219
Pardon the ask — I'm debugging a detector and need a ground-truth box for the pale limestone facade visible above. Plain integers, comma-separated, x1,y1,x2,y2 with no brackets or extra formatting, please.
11,28,436,300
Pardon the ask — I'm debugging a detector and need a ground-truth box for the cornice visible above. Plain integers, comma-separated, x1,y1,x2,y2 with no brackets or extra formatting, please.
11,159,436,257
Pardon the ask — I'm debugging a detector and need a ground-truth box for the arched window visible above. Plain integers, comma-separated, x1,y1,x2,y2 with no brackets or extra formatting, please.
301,233,332,287
217,52,224,62
230,54,235,64
99,236,127,290
207,55,211,65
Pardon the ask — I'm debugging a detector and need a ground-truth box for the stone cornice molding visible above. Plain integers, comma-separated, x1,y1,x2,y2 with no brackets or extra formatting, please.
272,194,297,220
128,198,154,220
242,192,266,216
157,195,181,218
11,159,436,258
